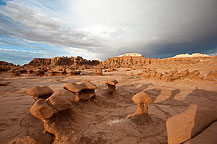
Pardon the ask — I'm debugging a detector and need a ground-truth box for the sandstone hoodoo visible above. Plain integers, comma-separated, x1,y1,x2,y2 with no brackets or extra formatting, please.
66,68,81,76
48,66,66,76
94,68,103,76
47,89,76,112
27,86,54,100
128,91,153,117
64,81,97,102
34,69,45,76
105,79,118,94
30,99,55,120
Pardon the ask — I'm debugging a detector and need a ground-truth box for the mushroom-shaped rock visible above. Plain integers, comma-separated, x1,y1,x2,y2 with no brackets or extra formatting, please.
64,81,97,101
34,69,45,76
94,69,103,76
48,89,75,112
27,86,54,100
129,91,153,117
30,99,55,120
105,79,118,93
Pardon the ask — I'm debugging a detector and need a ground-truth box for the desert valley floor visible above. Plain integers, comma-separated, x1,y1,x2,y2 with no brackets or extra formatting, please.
0,55,217,144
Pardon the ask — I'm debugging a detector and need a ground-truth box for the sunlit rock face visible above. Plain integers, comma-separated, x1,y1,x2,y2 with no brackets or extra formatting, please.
118,53,143,57
101,53,213,69
173,53,210,58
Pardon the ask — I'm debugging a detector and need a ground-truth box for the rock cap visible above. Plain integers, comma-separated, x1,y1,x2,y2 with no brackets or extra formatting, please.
132,91,153,105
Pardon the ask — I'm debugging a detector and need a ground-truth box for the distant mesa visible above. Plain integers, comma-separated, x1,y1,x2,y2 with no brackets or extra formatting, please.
118,53,143,57
173,53,210,58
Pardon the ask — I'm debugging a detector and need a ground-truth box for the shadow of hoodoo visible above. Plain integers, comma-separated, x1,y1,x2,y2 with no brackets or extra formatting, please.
166,88,217,144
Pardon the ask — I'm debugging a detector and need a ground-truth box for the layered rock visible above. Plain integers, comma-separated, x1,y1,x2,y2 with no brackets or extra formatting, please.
0,61,15,71
64,81,97,101
101,54,212,68
27,56,100,66
105,79,118,94
141,69,205,81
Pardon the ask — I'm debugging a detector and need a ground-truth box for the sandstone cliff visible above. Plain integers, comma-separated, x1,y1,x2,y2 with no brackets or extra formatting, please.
101,55,212,68
27,56,100,66
0,61,16,71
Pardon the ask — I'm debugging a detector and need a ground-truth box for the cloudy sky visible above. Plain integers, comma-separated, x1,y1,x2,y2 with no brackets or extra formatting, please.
0,0,217,64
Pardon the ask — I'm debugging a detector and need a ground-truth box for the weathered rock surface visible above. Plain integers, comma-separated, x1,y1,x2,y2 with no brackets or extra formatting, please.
94,68,103,76
30,99,55,120
101,55,212,68
167,104,217,144
141,69,206,81
105,79,118,93
0,61,15,71
27,56,100,66
27,86,54,100
64,82,97,101
48,89,75,111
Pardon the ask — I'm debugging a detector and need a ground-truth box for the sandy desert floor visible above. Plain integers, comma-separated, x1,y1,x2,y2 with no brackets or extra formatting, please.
0,68,217,144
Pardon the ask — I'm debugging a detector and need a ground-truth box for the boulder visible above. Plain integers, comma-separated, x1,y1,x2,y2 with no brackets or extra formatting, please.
105,79,118,93
167,104,217,144
30,99,55,120
64,81,97,101
48,89,75,111
27,86,54,100
94,69,103,76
